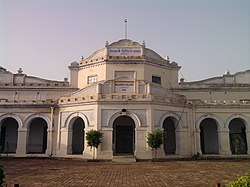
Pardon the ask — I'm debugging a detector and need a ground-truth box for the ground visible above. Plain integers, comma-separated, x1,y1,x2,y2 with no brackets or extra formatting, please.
1,158,250,187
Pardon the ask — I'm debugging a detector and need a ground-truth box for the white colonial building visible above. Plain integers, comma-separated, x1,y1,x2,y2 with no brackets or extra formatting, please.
0,39,249,159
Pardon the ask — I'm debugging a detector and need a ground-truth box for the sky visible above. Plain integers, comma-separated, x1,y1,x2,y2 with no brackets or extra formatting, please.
1,0,250,82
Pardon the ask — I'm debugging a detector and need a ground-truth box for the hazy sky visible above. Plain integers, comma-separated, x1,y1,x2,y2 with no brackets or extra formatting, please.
1,0,250,82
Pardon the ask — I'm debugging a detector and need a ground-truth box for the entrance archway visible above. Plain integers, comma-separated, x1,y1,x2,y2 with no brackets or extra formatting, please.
113,116,135,154
70,117,85,154
229,118,247,154
0,118,18,153
200,118,219,154
27,118,48,154
163,117,176,154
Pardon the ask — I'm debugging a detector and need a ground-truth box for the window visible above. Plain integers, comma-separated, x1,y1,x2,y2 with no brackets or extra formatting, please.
152,75,161,85
87,75,98,84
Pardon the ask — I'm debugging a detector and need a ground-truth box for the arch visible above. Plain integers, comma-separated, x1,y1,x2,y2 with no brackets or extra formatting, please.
0,113,23,129
27,117,48,154
112,115,135,154
159,112,183,130
225,114,249,131
199,118,219,154
65,112,89,131
24,113,51,130
108,111,141,129
0,117,19,153
229,118,247,154
196,114,224,131
162,116,178,154
67,117,85,154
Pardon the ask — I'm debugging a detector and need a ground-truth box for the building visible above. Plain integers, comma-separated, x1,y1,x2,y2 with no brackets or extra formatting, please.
0,39,249,159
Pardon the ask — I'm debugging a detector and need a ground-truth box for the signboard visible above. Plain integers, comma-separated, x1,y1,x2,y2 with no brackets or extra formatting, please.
109,47,142,57
114,82,134,93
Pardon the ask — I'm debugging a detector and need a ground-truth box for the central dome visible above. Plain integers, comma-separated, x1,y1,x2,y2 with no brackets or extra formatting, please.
76,38,179,68
109,39,142,47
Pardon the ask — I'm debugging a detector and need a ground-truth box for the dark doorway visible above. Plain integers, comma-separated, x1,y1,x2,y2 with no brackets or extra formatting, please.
200,118,219,154
0,118,18,153
229,118,247,154
163,117,176,154
72,118,85,154
27,118,48,154
113,116,135,154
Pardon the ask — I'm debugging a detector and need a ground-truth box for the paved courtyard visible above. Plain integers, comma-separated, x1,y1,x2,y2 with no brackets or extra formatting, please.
1,158,250,187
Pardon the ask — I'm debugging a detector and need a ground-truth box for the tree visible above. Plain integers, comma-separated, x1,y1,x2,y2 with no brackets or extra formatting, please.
86,130,103,160
147,129,163,161
232,136,245,154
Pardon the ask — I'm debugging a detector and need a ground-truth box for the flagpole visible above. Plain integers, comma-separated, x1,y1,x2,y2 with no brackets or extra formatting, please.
125,19,127,39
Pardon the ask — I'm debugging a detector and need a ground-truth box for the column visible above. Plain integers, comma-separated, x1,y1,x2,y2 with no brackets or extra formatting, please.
45,130,52,155
99,127,113,159
135,127,152,159
195,129,202,154
83,128,94,159
218,129,231,155
246,130,250,155
57,128,69,155
16,128,27,156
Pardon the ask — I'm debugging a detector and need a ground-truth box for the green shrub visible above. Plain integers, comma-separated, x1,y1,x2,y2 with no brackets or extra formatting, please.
228,173,250,187
86,130,103,159
147,129,163,160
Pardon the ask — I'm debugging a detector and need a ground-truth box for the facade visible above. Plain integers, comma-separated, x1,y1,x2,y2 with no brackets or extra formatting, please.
0,39,249,159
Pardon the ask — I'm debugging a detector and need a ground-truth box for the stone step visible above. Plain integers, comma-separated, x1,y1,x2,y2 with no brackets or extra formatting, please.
112,155,136,163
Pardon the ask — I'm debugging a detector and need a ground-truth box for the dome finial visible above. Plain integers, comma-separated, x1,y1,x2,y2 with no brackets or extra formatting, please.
224,69,231,75
17,68,23,74
105,41,109,47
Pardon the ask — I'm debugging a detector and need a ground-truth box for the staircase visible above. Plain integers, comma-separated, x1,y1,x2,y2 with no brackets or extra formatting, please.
112,155,136,163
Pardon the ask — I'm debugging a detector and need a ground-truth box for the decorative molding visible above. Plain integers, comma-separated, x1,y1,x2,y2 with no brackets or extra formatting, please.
101,109,117,127
0,113,24,129
23,113,51,130
154,110,187,129
131,110,147,127
61,110,94,129
154,110,166,127
196,114,224,131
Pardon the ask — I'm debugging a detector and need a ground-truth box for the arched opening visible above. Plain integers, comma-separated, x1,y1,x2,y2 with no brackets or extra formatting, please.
113,116,135,154
163,117,176,154
27,118,48,154
0,118,18,153
229,118,247,154
69,117,85,154
200,118,219,154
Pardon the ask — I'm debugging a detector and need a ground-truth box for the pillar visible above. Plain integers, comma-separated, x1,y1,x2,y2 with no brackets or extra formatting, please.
16,128,27,156
218,129,231,155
